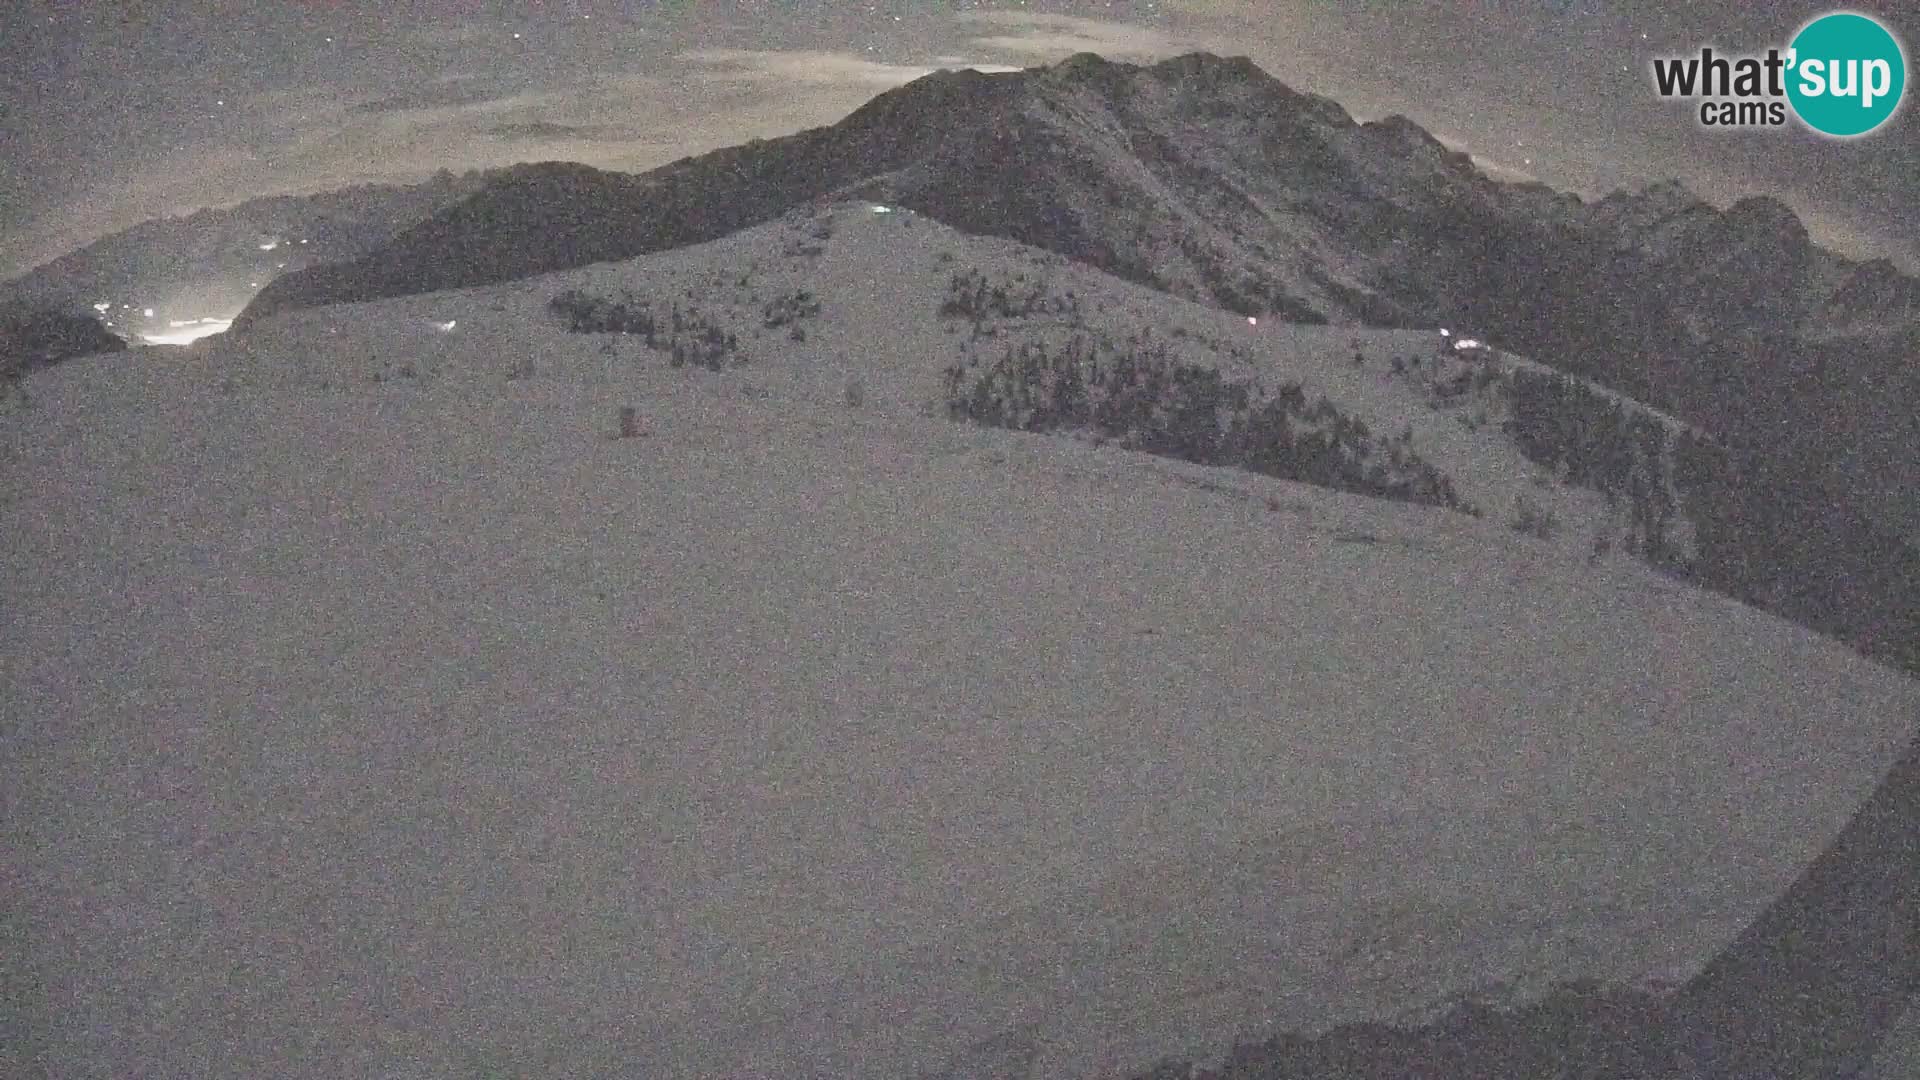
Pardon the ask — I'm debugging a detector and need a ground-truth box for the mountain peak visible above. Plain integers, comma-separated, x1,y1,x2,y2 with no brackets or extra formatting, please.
1037,49,1136,96
1723,194,1808,244
1148,51,1268,81
1600,178,1705,214
1365,113,1449,153
1056,50,1117,74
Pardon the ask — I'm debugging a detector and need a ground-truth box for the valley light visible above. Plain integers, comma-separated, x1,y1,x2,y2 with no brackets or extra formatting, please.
1248,316,1258,325
143,308,155,318
259,241,279,251
141,318,232,345
869,204,893,213
1439,328,1450,337
93,301,110,312
1453,337,1485,350
435,320,458,332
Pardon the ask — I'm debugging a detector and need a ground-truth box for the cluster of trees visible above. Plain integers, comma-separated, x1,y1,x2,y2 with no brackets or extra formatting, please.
547,288,741,371
942,329,1474,514
550,289,656,336
1670,431,1920,675
937,268,1082,322
1488,360,1920,674
1179,234,1326,322
780,215,835,258
1425,359,1502,406
761,289,821,329
1501,366,1679,562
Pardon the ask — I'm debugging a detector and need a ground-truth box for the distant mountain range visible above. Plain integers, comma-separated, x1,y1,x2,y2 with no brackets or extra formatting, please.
222,52,1918,542
0,170,495,333
8,50,1916,547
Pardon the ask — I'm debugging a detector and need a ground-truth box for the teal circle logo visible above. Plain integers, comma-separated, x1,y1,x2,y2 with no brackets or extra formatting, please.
1786,12,1906,136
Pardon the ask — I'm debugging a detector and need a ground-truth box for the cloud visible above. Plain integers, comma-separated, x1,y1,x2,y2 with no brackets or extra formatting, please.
482,120,627,141
350,82,522,115
955,12,1199,61
677,49,1021,88
16,44,983,271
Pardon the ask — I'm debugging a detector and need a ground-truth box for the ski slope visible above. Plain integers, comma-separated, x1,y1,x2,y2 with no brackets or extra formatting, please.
6,205,1917,1079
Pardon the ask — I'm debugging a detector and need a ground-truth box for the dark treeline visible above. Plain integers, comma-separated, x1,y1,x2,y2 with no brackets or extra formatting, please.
548,288,741,371
1500,362,1920,676
943,327,1474,516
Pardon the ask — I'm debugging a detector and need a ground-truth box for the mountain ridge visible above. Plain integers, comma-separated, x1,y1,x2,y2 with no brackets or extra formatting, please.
0,169,496,332
230,50,1920,542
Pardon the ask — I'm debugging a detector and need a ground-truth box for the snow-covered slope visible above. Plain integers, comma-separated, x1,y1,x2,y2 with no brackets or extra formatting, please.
212,202,1704,572
6,204,1918,1079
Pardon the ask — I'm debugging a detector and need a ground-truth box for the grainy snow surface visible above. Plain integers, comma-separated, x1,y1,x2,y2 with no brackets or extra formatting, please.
7,205,1916,1079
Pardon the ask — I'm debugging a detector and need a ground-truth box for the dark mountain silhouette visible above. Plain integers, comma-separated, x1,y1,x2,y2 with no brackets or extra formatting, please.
234,52,1916,342
1,170,493,325
1,305,124,377
230,51,1920,670
233,52,1920,536
1673,717,1920,1077
234,68,1028,324
1128,715,1919,1078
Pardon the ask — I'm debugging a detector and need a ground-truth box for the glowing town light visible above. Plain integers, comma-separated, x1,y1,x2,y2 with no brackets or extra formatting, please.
143,308,155,318
1452,337,1485,351
259,241,279,251
434,320,458,332
869,204,893,213
1439,328,1450,337
1247,316,1258,325
94,301,111,312
141,318,232,346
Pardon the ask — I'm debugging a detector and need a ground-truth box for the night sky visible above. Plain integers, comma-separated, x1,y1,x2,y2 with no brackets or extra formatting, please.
2,0,1915,279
